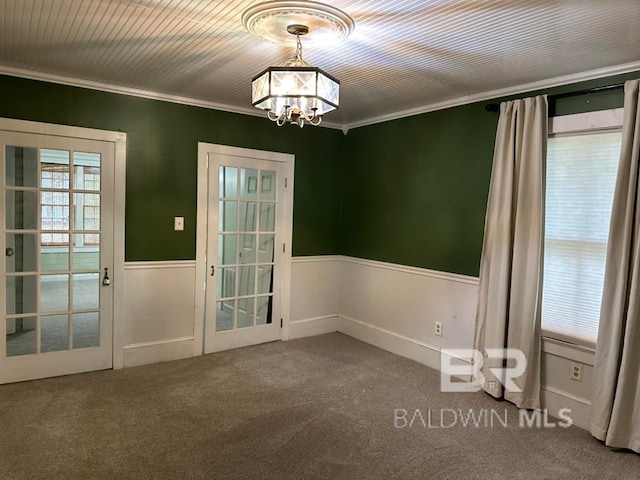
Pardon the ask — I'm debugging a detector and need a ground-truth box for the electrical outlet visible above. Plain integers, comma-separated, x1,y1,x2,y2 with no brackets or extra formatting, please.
434,321,443,337
570,363,583,382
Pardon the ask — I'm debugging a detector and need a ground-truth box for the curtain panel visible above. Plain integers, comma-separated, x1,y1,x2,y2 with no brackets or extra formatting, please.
591,79,640,454
474,95,548,410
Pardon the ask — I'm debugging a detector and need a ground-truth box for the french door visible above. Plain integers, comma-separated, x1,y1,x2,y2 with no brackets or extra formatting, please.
1,129,115,384
202,148,289,353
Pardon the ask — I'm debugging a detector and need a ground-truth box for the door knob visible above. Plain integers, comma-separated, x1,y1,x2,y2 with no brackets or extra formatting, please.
5,247,14,257
102,267,111,286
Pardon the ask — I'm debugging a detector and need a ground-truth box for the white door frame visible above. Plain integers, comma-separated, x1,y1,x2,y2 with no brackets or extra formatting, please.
0,117,127,370
194,143,294,354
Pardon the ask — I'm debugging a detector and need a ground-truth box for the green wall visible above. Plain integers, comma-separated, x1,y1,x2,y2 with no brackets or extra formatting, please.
0,75,345,261
341,71,639,277
3,69,639,273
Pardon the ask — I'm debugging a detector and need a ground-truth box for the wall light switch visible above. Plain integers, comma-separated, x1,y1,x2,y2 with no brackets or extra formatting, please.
174,216,184,231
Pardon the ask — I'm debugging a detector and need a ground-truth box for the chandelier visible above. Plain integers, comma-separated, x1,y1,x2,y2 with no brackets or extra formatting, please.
242,1,354,128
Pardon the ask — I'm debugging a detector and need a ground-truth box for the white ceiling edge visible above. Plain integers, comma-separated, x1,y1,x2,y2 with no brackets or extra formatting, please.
0,64,344,131
342,60,640,132
1,61,640,135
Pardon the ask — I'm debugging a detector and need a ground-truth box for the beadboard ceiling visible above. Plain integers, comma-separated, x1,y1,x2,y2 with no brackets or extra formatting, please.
1,0,640,129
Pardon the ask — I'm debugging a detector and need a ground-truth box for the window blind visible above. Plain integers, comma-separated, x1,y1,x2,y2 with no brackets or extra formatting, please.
542,131,622,346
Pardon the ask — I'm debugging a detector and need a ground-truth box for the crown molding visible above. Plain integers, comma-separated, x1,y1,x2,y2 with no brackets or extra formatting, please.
2,61,639,134
0,65,260,117
0,65,343,131
342,60,640,131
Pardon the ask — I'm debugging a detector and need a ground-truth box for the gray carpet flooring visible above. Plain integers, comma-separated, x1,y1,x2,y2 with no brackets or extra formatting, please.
0,333,638,480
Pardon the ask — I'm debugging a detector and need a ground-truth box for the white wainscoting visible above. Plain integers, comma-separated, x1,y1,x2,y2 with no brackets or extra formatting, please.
335,256,593,431
122,261,197,367
120,256,341,366
338,257,479,361
118,255,595,430
541,337,594,430
287,256,341,340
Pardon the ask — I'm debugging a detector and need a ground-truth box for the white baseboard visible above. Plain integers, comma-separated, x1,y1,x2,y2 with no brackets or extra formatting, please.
288,315,338,340
337,314,593,431
542,386,591,431
123,337,195,368
337,315,442,371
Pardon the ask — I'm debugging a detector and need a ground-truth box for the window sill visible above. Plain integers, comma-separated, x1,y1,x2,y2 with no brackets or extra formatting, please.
542,335,595,366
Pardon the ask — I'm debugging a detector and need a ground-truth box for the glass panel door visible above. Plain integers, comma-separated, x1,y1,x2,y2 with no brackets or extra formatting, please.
5,148,102,356
204,154,286,353
216,167,277,331
1,131,114,384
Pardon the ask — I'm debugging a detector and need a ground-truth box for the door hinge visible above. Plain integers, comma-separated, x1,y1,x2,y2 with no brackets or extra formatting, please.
280,318,283,328
285,177,288,188
282,242,285,253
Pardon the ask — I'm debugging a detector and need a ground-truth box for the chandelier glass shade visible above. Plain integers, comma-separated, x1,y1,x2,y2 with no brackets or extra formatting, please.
243,1,353,128
251,32,339,127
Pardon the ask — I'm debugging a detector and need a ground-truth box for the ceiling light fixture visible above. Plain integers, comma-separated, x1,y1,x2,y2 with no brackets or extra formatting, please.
242,1,354,128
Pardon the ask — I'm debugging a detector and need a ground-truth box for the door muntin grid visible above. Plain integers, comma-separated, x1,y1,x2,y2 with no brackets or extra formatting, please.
216,167,277,332
4,146,102,357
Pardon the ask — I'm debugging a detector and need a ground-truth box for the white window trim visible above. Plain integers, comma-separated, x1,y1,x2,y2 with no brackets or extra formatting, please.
542,336,595,366
549,108,624,135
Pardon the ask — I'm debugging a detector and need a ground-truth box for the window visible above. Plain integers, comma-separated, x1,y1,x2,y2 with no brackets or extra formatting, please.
41,157,70,245
39,150,101,248
541,109,623,347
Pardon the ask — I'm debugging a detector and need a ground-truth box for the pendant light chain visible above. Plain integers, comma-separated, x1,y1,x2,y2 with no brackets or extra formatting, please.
295,32,303,62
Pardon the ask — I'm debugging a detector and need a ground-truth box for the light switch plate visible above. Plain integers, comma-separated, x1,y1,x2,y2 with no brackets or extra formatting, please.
174,216,184,231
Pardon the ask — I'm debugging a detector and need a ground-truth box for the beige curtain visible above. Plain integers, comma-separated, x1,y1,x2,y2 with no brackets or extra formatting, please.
474,95,547,410
591,79,640,453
